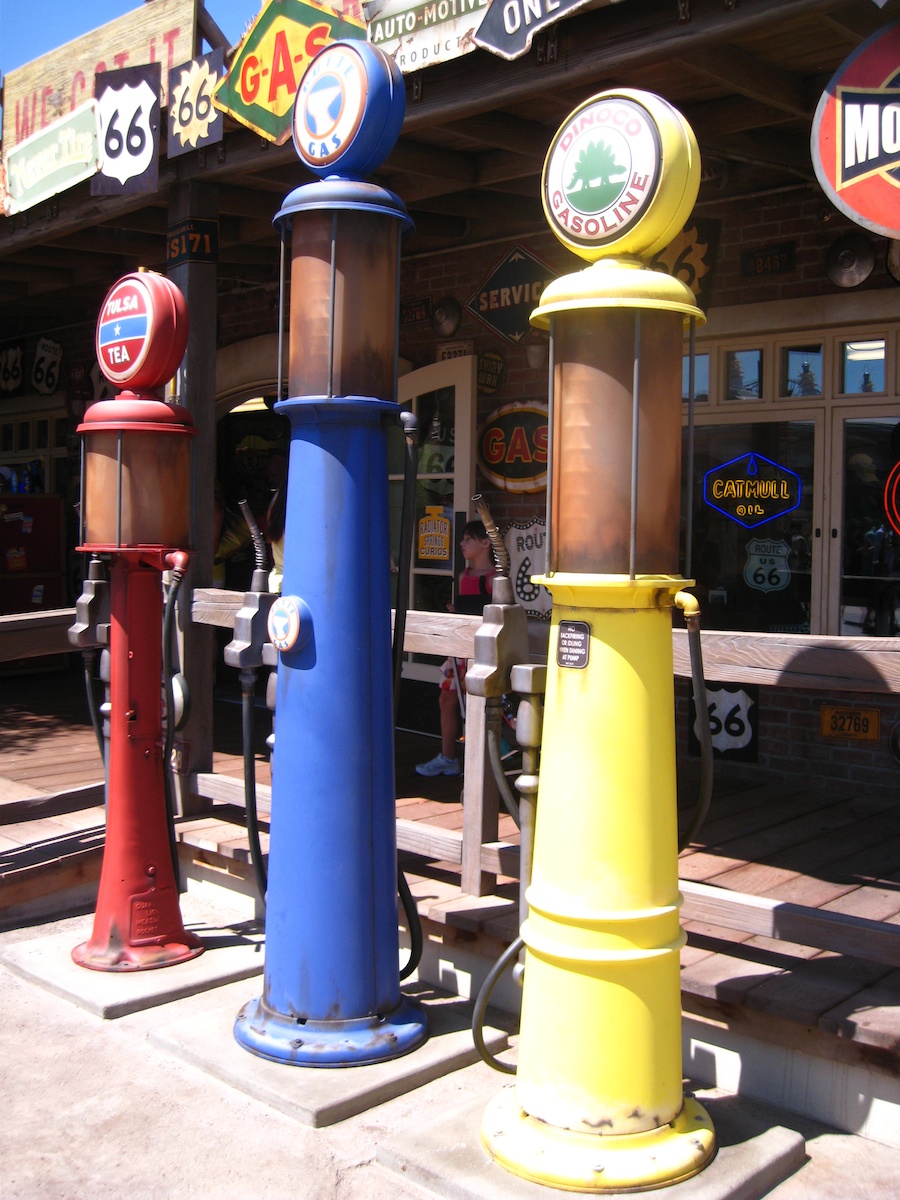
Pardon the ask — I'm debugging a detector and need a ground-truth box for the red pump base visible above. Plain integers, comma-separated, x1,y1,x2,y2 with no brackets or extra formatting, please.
72,554,203,973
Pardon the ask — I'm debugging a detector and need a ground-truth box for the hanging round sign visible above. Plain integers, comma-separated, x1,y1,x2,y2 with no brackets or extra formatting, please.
95,272,188,390
292,41,405,178
811,22,900,239
884,459,900,537
541,88,700,262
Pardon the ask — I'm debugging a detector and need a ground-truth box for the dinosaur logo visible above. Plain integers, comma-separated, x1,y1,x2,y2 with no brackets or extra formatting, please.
563,138,628,213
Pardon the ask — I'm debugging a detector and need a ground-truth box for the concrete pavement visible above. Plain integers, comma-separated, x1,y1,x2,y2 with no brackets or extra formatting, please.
3,895,900,1200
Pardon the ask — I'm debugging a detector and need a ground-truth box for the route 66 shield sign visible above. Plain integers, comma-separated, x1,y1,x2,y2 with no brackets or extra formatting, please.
743,538,791,593
31,337,62,395
93,64,160,194
503,517,551,619
689,682,758,761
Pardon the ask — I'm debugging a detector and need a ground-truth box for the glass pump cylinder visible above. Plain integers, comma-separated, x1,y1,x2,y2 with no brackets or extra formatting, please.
80,397,194,550
549,306,684,576
288,208,399,401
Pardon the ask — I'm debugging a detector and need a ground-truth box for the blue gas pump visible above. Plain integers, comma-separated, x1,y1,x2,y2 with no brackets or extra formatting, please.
233,43,428,1066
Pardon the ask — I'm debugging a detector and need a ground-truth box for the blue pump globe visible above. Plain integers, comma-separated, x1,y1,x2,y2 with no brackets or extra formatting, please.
292,41,405,180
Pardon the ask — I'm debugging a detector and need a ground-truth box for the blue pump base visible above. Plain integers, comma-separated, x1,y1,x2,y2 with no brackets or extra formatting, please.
233,993,428,1067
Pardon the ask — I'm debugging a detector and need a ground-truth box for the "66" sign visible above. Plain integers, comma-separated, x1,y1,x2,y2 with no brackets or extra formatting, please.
744,538,791,593
93,65,160,195
689,682,758,761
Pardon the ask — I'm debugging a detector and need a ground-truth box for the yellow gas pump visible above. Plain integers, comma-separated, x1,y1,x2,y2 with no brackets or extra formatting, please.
480,90,716,1191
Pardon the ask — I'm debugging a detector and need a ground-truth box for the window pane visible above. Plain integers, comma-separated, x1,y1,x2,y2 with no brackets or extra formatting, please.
416,386,456,474
684,421,814,633
841,417,900,636
413,572,452,613
779,345,822,397
725,349,763,401
386,406,407,476
841,339,885,394
682,353,709,403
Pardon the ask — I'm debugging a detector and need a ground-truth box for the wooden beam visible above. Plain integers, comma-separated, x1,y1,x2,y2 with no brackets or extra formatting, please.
703,129,814,180
672,628,900,693
398,0,840,134
386,139,477,184
687,95,798,138
681,879,900,967
191,591,900,694
441,112,556,158
672,44,808,118
395,149,540,204
821,7,888,44
0,609,75,662
411,189,542,222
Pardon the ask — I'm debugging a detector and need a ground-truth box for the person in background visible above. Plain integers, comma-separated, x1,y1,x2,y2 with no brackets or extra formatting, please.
212,483,251,587
416,519,496,778
266,481,286,592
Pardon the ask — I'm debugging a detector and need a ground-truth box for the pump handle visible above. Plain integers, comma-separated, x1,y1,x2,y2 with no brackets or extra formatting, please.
472,493,510,578
238,499,269,593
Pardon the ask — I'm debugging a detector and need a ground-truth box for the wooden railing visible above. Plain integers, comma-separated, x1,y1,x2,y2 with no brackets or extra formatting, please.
5,595,900,965
191,588,498,895
0,608,76,662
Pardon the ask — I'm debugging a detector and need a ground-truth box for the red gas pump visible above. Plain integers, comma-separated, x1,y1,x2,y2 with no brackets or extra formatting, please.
71,271,203,971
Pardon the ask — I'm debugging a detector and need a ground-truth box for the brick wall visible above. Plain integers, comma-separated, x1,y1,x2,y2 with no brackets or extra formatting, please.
675,678,900,802
700,189,892,308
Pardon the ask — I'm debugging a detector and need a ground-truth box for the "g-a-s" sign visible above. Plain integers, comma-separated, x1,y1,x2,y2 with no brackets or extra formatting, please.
213,0,365,144
478,402,548,493
812,22,900,239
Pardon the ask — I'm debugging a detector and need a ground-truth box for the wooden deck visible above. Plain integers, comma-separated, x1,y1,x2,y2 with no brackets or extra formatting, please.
1,659,899,1072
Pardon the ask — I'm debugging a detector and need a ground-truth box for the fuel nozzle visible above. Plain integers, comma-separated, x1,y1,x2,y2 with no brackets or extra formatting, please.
472,492,513,606
69,555,111,648
466,495,529,699
224,500,278,670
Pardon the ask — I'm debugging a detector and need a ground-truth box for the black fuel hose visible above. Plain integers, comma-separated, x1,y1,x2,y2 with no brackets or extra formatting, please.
486,707,520,827
676,593,714,852
472,934,522,1074
162,564,185,893
240,668,268,907
392,410,424,982
82,647,105,760
237,499,270,907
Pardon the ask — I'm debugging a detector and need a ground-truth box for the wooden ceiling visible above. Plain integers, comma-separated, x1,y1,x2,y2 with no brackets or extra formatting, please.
0,0,896,334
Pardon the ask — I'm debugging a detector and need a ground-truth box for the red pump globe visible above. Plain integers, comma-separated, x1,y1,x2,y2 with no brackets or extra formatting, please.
95,271,188,391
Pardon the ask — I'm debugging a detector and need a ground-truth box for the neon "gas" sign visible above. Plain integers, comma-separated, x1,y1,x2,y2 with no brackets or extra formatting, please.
478,402,548,493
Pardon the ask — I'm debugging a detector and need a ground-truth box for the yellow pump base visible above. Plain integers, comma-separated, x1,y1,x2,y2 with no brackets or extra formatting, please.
481,576,715,1191
482,1088,715,1193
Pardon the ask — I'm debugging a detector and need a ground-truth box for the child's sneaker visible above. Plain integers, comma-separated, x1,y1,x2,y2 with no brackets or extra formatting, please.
415,753,461,777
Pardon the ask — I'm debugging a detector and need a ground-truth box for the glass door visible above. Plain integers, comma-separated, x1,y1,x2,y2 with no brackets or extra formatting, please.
389,355,477,688
682,410,826,633
828,406,900,637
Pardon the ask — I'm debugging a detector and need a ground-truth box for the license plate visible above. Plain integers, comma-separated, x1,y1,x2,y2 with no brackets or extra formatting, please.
820,706,880,741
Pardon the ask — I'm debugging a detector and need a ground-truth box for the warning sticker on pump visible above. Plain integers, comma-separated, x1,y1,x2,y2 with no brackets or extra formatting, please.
557,620,590,669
